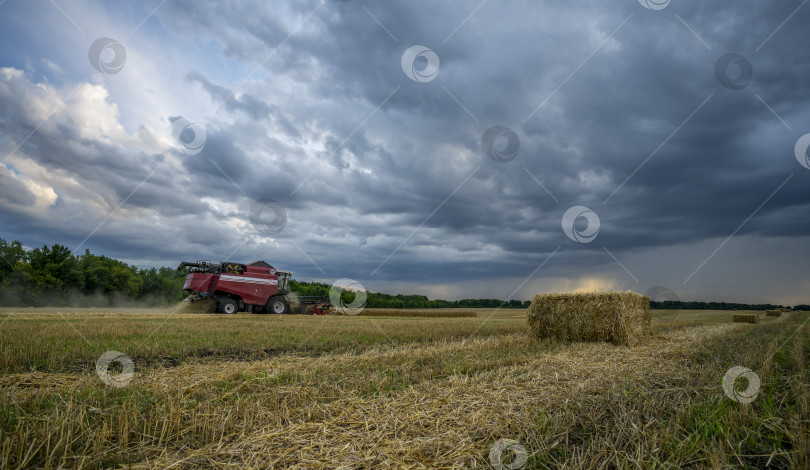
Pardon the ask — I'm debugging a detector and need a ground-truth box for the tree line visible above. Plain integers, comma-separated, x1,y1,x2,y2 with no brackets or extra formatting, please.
650,300,795,311
1,239,803,310
0,239,186,307
295,279,798,311
290,280,531,309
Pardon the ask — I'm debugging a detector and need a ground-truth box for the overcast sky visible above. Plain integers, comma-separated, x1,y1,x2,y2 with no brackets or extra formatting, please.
1,0,809,304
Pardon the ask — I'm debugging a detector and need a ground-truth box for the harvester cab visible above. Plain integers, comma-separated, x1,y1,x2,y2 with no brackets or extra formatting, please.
276,270,291,293
178,260,292,314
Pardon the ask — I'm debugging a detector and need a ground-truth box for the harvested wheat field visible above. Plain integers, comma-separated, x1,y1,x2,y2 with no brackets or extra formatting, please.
0,308,807,468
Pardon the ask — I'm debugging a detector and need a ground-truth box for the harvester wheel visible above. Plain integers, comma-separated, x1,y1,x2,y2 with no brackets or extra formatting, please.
219,299,238,314
268,296,290,314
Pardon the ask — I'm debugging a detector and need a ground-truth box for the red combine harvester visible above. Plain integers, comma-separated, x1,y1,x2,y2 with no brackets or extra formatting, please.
177,260,329,314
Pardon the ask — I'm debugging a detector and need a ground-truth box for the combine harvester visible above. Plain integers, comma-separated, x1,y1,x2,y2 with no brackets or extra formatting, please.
177,260,330,314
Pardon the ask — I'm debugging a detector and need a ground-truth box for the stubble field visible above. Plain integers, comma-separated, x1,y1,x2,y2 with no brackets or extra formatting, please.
0,307,807,468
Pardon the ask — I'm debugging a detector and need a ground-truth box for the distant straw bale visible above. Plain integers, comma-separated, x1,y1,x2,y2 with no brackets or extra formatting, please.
526,291,651,346
359,310,476,318
732,314,758,323
764,310,781,317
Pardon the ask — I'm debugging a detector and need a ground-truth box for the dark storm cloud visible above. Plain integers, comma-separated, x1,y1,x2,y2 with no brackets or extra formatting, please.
186,71,273,120
185,71,301,139
0,0,809,301
145,0,810,284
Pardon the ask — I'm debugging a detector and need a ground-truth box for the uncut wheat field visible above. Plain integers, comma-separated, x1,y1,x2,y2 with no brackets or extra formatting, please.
0,308,807,469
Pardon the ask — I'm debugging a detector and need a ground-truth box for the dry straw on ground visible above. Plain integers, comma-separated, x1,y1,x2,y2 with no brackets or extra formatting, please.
3,310,807,468
732,314,758,323
765,310,782,317
526,291,651,346
0,325,737,469
174,298,217,314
